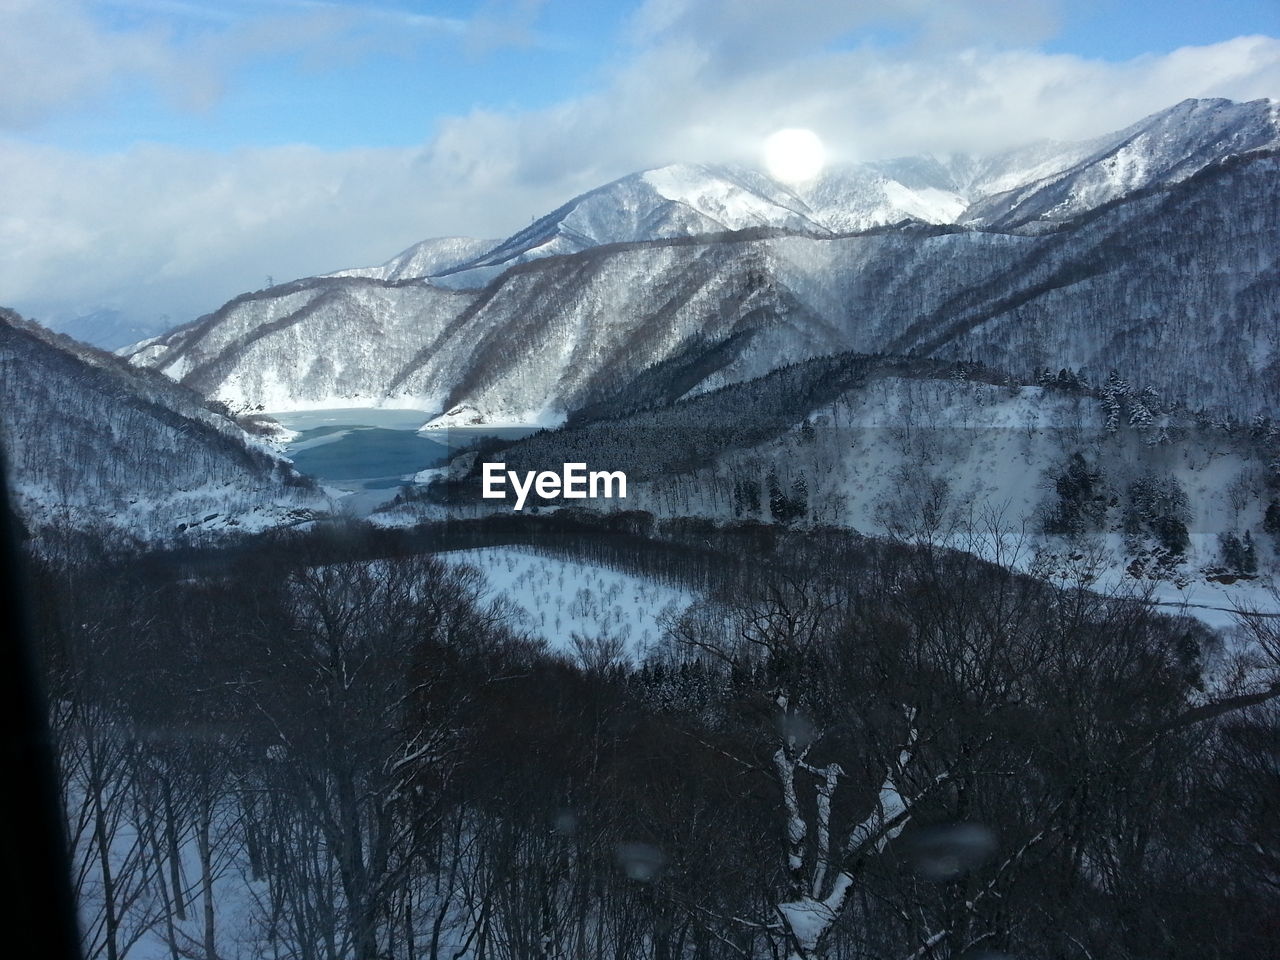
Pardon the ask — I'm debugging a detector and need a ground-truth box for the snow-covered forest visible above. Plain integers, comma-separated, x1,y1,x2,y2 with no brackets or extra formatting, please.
27,522,1280,960
397,356,1280,621
0,309,323,540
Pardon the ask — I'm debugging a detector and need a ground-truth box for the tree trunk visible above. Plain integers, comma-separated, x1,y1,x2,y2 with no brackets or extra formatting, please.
197,791,217,960
163,777,187,921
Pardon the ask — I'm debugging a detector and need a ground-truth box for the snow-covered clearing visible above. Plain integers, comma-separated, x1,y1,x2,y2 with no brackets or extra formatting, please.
441,546,696,662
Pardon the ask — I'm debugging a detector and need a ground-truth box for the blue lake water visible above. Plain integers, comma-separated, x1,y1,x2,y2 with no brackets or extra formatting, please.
269,409,537,491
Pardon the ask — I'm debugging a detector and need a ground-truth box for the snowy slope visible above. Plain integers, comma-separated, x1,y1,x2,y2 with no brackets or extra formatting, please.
795,164,968,230
431,163,830,289
966,97,1280,227
125,277,475,410
441,546,694,661
0,308,324,540
602,373,1279,625
324,236,498,282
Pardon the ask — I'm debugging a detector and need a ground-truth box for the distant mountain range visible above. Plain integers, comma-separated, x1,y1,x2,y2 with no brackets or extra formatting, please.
119,98,1278,426
43,308,173,352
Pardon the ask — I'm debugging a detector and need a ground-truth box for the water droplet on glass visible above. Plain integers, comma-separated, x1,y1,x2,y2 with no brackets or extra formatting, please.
777,711,817,749
615,842,666,882
907,822,996,881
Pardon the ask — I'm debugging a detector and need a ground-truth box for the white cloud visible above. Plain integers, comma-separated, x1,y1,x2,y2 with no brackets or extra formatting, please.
0,0,482,127
0,0,174,127
628,0,1062,63
2,0,1278,333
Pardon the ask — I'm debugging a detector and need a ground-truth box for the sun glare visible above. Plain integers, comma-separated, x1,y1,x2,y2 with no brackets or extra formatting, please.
763,128,826,183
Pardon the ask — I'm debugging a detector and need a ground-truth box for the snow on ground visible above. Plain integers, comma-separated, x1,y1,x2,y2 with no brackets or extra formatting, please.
441,546,695,662
13,476,324,543
619,378,1279,630
63,762,267,960
960,531,1278,629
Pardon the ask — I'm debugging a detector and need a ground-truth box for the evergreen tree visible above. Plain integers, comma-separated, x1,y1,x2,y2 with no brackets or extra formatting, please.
1242,530,1258,575
767,469,785,522
1100,370,1131,433
1265,500,1280,546
789,474,809,521
1125,474,1191,556
1043,453,1106,534
1129,395,1154,429
1218,532,1245,571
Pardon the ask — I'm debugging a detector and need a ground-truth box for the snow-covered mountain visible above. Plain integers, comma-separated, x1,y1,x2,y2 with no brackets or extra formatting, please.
965,97,1280,228
125,98,1279,425
324,236,498,282
0,308,324,540
126,277,474,411
435,164,831,284
42,307,169,351
340,97,1280,288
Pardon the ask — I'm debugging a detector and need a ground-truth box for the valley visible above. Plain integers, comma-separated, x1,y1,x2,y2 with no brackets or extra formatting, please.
3,92,1278,960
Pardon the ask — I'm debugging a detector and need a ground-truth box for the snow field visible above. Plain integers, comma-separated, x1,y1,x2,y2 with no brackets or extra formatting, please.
441,546,696,663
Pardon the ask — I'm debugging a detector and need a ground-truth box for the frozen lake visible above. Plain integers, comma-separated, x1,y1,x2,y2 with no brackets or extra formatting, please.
269,408,537,492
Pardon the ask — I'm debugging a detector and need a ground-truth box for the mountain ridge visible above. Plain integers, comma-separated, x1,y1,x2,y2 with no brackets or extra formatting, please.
122,98,1279,426
329,96,1279,287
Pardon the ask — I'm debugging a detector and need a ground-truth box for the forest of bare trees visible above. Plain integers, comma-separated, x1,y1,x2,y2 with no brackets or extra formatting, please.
25,519,1279,960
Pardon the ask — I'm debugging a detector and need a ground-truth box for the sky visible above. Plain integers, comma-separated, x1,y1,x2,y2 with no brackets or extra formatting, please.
1,0,1278,336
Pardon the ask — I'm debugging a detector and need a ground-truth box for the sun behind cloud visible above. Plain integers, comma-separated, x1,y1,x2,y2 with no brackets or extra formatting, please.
763,128,826,183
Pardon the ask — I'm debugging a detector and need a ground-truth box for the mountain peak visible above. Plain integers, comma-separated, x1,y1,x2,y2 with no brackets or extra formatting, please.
302,97,1280,292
